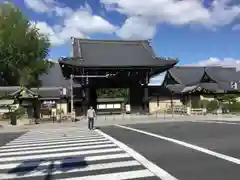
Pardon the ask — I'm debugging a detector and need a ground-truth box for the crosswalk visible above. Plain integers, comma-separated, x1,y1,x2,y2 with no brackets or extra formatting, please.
0,127,159,180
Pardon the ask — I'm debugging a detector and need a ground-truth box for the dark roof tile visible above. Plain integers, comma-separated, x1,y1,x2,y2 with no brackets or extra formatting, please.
68,38,177,67
168,66,204,85
40,62,80,88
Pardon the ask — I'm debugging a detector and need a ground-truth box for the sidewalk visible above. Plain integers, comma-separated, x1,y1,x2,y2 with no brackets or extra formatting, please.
1,114,240,132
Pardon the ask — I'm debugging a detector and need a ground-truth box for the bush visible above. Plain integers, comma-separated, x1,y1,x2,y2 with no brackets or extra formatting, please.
200,100,209,108
8,106,25,119
226,102,240,113
207,100,219,112
191,98,200,108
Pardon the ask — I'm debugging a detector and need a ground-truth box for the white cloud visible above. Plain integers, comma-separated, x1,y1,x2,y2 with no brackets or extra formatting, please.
24,1,117,46
24,0,56,13
30,21,65,45
186,57,240,70
149,72,166,85
117,16,157,40
101,0,240,39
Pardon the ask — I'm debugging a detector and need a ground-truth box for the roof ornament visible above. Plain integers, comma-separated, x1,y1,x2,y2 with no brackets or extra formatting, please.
230,81,238,90
70,37,74,45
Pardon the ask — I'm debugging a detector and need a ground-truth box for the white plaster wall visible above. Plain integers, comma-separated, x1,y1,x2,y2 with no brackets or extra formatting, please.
149,97,182,114
57,103,68,115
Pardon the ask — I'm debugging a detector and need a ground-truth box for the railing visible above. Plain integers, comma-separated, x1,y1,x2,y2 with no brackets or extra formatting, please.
166,106,187,114
191,108,206,115
165,106,206,115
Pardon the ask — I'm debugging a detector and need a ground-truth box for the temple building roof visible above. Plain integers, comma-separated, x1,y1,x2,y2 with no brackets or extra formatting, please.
163,66,239,94
59,38,178,68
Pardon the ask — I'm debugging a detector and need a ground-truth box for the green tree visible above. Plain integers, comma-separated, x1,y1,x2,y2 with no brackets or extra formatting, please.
97,88,129,98
219,94,238,104
0,3,52,87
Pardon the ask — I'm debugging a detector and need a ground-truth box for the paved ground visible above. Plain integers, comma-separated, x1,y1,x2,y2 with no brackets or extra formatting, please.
101,121,240,180
0,132,26,147
1,120,240,179
0,126,160,180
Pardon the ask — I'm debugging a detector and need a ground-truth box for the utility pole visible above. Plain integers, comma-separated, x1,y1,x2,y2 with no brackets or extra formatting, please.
70,74,73,115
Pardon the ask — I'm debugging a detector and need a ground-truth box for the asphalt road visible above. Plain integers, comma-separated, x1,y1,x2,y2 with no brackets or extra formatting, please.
101,121,240,180
0,132,26,147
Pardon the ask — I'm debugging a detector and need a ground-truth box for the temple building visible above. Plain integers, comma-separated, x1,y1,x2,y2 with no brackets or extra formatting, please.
0,38,178,117
58,38,178,115
1,38,240,118
148,66,240,113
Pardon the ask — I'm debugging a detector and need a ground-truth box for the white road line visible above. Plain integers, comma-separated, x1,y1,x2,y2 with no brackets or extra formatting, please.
58,169,154,180
16,134,97,140
30,127,90,131
2,137,107,148
16,133,99,139
116,124,240,165
0,147,123,162
96,129,178,180
188,120,240,125
0,153,131,170
25,128,88,133
16,131,97,138
8,135,101,144
0,144,117,157
0,140,112,153
8,133,101,143
0,160,141,179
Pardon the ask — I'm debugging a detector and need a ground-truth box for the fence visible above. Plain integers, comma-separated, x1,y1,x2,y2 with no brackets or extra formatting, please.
165,105,206,115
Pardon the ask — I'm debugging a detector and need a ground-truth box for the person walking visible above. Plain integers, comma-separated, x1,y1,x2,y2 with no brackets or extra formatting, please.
87,106,96,130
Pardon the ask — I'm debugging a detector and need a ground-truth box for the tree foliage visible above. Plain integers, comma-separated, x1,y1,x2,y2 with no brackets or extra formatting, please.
0,3,52,87
207,100,219,112
216,94,239,104
97,88,129,99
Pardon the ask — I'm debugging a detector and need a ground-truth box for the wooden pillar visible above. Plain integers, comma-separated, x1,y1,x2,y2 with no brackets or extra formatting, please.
143,72,149,114
83,74,90,115
143,85,149,113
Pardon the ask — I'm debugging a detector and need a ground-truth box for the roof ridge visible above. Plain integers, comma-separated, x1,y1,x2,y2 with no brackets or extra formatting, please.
140,41,156,59
71,37,149,44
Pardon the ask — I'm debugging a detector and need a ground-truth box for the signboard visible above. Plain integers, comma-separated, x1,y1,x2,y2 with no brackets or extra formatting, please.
60,88,67,96
97,104,106,109
230,82,238,90
42,100,56,108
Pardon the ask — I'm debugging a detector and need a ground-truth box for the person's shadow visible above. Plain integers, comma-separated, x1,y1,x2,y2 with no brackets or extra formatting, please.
8,156,88,179
8,159,44,176
60,156,88,172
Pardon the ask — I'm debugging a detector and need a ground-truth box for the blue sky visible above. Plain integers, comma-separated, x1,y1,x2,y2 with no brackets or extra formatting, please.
10,0,240,84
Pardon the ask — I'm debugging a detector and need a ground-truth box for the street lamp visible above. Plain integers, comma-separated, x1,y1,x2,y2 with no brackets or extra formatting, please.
60,87,67,122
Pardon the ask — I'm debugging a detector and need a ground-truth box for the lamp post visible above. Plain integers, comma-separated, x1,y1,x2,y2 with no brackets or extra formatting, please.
60,87,67,122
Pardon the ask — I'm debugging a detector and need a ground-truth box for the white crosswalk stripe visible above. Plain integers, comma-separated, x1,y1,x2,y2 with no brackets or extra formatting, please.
0,127,158,180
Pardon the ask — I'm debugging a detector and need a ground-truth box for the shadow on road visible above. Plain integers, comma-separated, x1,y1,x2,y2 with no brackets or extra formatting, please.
8,156,88,178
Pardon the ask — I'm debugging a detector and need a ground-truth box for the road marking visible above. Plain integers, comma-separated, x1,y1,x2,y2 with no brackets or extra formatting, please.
0,126,162,179
7,135,102,145
96,129,178,180
188,120,240,125
0,153,131,170
15,133,100,142
16,131,97,138
0,143,117,157
0,160,142,179
116,124,240,165
0,147,123,162
0,138,107,149
58,169,155,180
0,140,112,153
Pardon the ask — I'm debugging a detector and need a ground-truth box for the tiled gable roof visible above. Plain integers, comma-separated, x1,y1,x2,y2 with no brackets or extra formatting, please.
69,38,178,67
